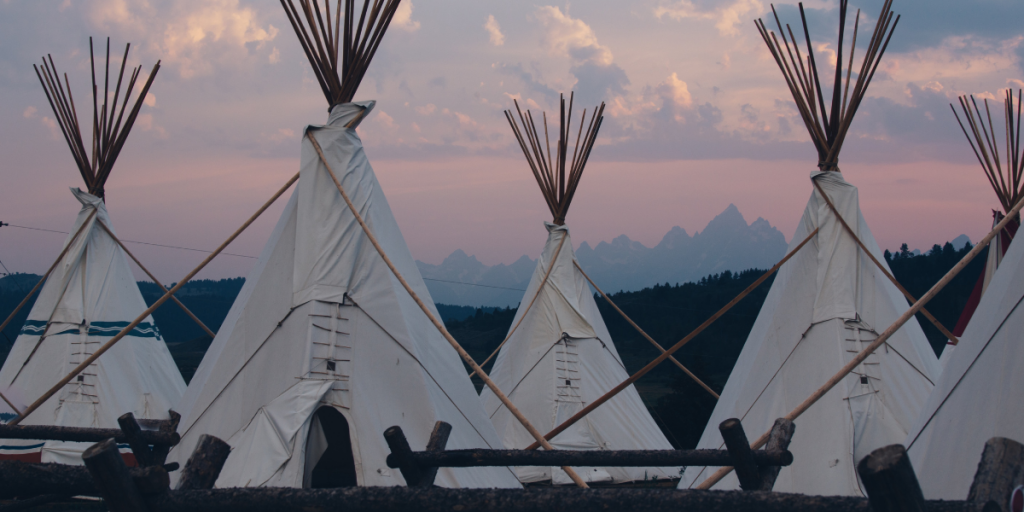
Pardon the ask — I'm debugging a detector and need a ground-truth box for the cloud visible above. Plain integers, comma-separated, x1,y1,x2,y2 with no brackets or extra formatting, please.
144,92,156,107
268,47,279,64
416,104,437,115
82,0,279,78
392,1,421,32
40,117,61,139
533,6,612,66
267,128,295,143
484,15,504,46
655,0,764,36
374,110,398,131
22,106,37,119
135,112,169,138
530,6,628,104
657,73,692,109
496,63,559,103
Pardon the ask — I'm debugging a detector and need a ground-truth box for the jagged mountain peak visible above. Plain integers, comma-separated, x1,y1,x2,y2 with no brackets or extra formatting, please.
442,249,479,265
419,204,788,307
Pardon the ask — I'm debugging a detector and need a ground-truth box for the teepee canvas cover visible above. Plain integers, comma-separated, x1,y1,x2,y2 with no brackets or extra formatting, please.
168,0,519,487
678,171,940,494
169,101,519,489
904,89,1024,500
680,1,941,494
481,224,678,484
480,96,677,484
945,91,1023,365
0,40,184,464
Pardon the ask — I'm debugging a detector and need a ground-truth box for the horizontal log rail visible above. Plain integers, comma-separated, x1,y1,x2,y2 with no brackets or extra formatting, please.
0,424,179,446
388,448,792,470
0,460,176,500
385,419,794,491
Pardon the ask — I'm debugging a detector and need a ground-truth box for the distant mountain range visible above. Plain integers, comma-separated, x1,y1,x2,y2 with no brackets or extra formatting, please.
417,204,791,307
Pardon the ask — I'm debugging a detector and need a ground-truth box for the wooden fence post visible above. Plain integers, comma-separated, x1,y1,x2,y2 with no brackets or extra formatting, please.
149,410,182,466
176,434,231,491
418,421,452,488
759,418,795,491
719,418,760,491
967,437,1024,512
857,444,926,512
82,438,150,512
119,412,154,467
384,426,425,487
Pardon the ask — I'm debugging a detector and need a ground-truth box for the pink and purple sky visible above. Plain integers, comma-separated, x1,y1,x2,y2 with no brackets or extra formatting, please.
0,0,1021,283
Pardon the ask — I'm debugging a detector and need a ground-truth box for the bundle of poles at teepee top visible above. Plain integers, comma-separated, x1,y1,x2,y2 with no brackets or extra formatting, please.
952,89,1024,216
504,93,605,225
279,0,402,108
33,37,159,199
756,0,898,170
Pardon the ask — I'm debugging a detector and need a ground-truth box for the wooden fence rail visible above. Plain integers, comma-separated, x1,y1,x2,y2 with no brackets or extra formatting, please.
385,418,794,490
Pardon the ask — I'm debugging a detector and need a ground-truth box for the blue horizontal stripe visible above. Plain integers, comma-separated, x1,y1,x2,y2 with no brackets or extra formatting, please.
0,443,45,451
18,320,162,341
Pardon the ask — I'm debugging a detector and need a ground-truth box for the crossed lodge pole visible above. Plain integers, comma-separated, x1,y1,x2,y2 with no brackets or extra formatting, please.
694,192,1024,489
9,172,300,426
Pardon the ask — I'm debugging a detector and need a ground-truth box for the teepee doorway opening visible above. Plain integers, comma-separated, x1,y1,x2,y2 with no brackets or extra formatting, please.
306,406,358,488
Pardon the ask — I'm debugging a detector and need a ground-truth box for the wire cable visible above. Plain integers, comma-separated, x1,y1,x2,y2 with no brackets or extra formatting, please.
5,223,257,259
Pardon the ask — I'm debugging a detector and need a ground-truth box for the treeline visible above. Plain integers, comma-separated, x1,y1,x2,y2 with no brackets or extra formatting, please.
0,239,987,447
446,241,985,449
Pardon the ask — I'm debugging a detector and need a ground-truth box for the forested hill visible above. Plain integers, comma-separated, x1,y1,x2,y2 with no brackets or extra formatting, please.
0,239,985,446
447,240,984,448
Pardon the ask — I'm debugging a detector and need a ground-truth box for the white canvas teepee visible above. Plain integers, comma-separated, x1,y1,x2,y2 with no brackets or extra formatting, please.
944,91,1023,366
678,171,941,495
479,95,677,485
167,101,520,489
481,223,678,484
904,210,1024,500
0,190,186,464
678,3,941,495
904,89,1024,499
0,39,184,464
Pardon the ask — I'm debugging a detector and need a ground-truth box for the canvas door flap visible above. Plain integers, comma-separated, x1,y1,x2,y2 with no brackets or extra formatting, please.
217,379,335,488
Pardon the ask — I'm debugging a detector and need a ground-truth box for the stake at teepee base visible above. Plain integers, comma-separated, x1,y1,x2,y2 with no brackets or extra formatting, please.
0,209,97,337
573,261,719,399
305,132,589,488
525,228,819,450
96,220,216,339
811,181,959,344
695,194,1024,490
9,172,300,426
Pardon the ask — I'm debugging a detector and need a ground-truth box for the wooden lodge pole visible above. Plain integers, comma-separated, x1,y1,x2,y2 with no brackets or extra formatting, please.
0,209,97,336
9,172,300,425
306,131,590,488
574,260,719,399
469,232,566,378
812,180,960,344
696,194,1024,490
96,220,216,338
525,227,820,451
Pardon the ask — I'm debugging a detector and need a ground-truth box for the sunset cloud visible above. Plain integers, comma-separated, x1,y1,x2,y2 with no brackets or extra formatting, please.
484,15,504,46
655,0,764,36
533,6,613,66
392,1,421,32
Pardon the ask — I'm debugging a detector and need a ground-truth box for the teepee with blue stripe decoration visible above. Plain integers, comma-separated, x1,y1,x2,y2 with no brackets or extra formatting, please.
0,38,185,464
